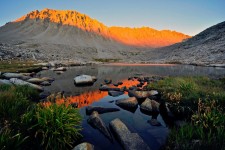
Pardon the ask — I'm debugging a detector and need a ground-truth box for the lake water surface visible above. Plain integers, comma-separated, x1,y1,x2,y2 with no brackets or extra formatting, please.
39,64,225,150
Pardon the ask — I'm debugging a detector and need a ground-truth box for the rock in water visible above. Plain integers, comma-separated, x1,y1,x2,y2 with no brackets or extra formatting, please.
116,97,138,111
87,111,112,140
140,98,160,114
74,75,96,85
110,118,151,150
27,78,46,84
128,90,158,99
9,78,43,91
72,142,94,150
86,106,120,115
53,67,67,71
108,91,124,97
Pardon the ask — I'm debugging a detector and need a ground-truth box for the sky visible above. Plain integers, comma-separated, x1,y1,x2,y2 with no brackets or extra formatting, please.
0,0,225,36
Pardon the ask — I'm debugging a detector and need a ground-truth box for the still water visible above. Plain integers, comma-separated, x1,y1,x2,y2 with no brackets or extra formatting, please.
39,64,225,150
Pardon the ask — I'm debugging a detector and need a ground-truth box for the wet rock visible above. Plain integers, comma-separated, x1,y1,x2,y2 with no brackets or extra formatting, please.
128,90,158,99
72,142,94,150
86,106,120,115
118,81,123,85
108,91,124,97
116,97,138,111
99,85,120,91
2,73,25,79
40,81,51,86
148,119,161,126
74,75,96,85
104,79,112,84
0,79,12,85
110,118,150,150
9,78,43,91
120,86,127,92
39,91,51,99
113,83,119,87
53,67,67,71
88,111,112,140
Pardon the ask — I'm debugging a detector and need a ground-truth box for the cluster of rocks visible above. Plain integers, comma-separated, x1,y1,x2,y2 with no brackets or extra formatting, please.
0,72,55,91
0,42,45,61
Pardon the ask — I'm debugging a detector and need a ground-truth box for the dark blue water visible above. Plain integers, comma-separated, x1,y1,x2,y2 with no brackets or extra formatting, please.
39,64,225,150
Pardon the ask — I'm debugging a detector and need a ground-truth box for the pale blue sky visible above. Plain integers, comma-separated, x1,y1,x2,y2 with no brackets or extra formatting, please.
0,0,225,35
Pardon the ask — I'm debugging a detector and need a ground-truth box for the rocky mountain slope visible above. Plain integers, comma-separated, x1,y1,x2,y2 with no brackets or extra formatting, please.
0,9,190,62
138,21,225,65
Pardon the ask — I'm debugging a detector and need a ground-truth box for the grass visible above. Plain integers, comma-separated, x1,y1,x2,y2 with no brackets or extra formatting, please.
0,85,82,149
21,104,82,149
0,60,41,72
148,76,225,149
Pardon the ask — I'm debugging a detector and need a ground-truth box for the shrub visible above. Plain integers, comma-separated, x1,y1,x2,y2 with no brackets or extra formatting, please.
21,103,82,149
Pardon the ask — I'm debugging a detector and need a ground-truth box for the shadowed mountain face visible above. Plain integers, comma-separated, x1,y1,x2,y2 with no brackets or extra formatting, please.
0,8,190,48
138,21,225,65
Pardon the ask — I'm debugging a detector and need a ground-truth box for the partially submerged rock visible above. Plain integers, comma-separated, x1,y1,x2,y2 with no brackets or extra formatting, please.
27,78,46,84
128,90,158,99
72,142,94,150
86,106,120,115
104,79,112,84
110,118,151,150
140,98,160,114
9,78,43,91
88,111,112,140
74,75,96,85
99,85,120,91
53,67,67,71
116,97,138,112
108,91,124,97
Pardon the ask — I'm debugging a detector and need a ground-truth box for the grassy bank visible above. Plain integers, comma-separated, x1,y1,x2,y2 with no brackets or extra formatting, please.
148,76,225,149
0,61,41,72
0,85,82,150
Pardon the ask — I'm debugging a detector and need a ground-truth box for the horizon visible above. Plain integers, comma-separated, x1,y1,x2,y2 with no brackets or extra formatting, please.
0,0,225,36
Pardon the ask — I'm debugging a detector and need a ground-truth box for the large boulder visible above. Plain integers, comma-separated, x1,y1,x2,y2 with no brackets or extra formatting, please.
110,118,151,150
116,97,138,112
128,90,158,99
140,98,160,114
72,142,94,150
9,78,43,91
74,75,96,85
86,106,120,115
87,111,112,140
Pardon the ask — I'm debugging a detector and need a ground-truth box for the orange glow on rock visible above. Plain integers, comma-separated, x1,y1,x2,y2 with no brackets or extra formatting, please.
14,9,191,48
40,78,147,108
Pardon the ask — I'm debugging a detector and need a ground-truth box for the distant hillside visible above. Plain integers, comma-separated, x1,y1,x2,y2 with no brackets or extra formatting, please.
138,21,225,65
0,8,190,48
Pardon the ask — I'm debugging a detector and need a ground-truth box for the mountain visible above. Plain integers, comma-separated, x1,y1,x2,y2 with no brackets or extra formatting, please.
10,8,189,48
139,21,225,65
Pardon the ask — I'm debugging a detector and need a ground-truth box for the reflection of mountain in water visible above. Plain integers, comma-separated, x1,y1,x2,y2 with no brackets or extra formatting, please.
39,64,225,96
